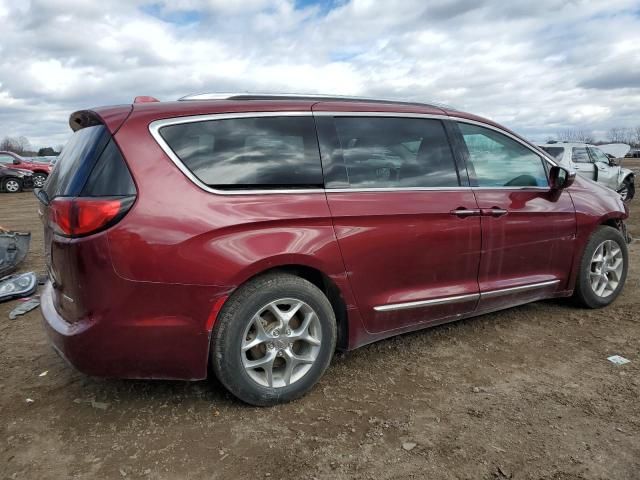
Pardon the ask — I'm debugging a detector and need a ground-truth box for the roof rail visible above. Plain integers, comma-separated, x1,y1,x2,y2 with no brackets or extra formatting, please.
177,92,455,110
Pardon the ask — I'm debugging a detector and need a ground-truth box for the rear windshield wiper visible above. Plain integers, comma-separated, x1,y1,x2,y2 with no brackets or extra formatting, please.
35,188,50,206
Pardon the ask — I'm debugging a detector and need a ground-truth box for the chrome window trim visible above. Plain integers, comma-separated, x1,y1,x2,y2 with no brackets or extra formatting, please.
326,187,472,193
148,110,557,195
373,279,560,312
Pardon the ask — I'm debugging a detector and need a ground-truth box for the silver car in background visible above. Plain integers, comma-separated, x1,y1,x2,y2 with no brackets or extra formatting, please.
538,142,635,202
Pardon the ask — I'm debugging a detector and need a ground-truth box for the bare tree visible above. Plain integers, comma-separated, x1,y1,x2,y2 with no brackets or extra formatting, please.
17,136,31,153
0,135,34,155
635,126,640,148
608,127,626,143
0,136,21,153
557,129,594,144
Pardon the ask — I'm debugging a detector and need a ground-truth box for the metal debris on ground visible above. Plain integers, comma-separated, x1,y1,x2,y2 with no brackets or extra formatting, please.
0,230,31,277
607,355,631,365
9,297,40,319
402,442,417,451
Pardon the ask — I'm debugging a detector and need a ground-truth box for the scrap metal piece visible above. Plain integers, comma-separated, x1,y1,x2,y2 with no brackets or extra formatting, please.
0,272,37,303
9,297,41,320
0,231,31,277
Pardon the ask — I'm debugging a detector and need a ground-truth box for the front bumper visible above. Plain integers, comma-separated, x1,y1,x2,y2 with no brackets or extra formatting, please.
21,175,34,189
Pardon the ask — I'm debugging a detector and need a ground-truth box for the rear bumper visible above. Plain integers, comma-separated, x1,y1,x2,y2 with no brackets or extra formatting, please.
40,281,222,380
40,282,100,376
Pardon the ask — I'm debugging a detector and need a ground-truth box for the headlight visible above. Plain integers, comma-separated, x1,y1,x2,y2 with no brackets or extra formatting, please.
0,272,37,301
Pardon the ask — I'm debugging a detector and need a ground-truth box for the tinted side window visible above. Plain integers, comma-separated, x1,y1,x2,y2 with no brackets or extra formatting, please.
332,117,459,188
0,155,15,165
572,147,591,163
459,123,548,187
159,117,322,189
540,146,564,161
81,140,136,196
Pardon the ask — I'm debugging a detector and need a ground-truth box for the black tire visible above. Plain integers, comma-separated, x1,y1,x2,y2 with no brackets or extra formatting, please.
618,176,634,203
574,226,628,308
211,273,337,406
2,178,22,193
32,173,47,188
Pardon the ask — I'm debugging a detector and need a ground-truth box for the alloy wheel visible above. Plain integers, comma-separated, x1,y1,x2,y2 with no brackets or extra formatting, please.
33,174,46,188
5,180,20,193
241,298,322,388
589,239,624,297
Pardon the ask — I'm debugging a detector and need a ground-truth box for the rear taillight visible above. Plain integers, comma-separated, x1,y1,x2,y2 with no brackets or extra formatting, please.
49,196,135,237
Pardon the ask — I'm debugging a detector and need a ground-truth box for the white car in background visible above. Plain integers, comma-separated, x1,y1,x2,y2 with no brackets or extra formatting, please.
538,142,635,202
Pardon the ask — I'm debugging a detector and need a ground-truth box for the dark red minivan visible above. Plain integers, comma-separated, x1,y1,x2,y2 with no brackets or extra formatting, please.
39,93,630,405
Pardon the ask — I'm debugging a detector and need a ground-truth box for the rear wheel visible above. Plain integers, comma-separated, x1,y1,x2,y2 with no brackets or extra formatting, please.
211,273,337,406
574,226,628,308
617,177,634,203
32,173,47,188
3,178,22,193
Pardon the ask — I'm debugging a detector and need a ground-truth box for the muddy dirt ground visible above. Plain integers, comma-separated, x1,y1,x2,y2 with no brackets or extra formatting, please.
1,166,640,479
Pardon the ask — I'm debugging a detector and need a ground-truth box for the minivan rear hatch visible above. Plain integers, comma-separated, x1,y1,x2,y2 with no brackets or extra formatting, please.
37,117,137,322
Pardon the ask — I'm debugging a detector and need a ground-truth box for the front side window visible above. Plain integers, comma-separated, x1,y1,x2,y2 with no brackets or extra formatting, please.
332,117,459,188
572,147,591,163
458,123,548,187
159,116,322,189
588,147,609,164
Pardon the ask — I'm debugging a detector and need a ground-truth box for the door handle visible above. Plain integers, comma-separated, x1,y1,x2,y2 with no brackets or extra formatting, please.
481,207,508,217
450,208,481,218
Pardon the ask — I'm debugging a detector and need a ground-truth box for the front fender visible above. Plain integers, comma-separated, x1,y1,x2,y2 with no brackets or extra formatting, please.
618,168,634,186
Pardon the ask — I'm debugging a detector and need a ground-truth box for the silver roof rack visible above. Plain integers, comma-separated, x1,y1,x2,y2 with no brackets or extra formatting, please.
178,92,455,110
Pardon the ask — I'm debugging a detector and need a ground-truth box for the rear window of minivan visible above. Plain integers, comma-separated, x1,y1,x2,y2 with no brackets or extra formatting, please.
159,116,323,189
44,125,110,199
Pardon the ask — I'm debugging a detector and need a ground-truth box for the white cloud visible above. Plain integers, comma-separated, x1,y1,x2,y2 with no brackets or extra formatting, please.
0,0,639,148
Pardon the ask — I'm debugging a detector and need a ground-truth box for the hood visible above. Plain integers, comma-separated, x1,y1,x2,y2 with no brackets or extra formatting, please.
599,143,631,158
1,166,32,176
571,173,625,205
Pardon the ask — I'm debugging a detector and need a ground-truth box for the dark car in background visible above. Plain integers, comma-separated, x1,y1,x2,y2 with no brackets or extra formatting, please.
38,93,630,406
626,149,640,158
0,151,52,188
0,165,34,193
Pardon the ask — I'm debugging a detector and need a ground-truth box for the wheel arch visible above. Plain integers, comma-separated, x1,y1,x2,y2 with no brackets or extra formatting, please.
228,263,350,351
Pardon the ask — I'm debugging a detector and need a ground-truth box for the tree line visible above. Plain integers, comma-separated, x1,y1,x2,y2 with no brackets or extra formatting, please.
550,127,640,147
0,136,62,157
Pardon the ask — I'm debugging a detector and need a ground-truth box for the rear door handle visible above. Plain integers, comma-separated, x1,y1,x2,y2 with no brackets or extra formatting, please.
481,207,508,217
450,208,481,218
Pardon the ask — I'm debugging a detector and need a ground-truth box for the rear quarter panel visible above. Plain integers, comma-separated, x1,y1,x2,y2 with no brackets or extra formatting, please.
107,109,359,333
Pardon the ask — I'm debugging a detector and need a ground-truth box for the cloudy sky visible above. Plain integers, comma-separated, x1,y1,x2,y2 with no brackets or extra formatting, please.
0,0,639,148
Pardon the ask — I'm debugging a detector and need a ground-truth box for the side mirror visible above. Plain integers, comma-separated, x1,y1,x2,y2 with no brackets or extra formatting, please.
549,165,575,191
13,159,20,165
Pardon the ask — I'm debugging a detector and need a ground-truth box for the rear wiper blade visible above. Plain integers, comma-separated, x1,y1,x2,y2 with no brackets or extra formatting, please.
35,188,49,206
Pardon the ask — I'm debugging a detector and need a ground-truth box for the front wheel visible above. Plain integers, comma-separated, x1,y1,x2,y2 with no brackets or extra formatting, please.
617,177,634,203
574,226,628,308
32,173,47,188
211,273,337,406
2,178,22,193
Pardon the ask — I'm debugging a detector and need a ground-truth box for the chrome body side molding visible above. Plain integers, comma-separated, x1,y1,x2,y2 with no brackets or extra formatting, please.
373,279,561,312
